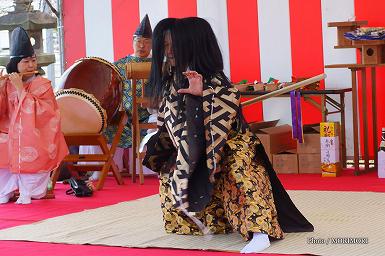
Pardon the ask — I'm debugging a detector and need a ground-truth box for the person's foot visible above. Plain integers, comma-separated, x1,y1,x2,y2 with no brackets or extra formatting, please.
241,232,270,253
15,195,31,204
0,193,13,204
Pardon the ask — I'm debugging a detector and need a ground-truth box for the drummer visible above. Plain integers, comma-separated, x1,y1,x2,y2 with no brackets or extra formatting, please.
0,27,68,204
84,14,154,181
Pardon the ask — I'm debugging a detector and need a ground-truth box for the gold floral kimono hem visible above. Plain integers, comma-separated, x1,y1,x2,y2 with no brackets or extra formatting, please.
159,131,284,241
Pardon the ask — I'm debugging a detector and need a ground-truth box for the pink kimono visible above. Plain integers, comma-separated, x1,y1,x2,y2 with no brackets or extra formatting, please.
0,75,68,204
0,75,68,173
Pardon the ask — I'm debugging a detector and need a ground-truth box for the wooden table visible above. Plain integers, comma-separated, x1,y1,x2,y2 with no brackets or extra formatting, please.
325,63,385,174
241,88,352,168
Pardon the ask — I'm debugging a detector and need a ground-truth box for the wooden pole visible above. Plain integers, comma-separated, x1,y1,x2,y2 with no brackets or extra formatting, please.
241,73,327,107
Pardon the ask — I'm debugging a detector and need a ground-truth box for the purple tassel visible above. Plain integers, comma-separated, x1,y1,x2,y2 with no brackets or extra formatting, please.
296,91,303,143
290,91,298,140
290,90,304,143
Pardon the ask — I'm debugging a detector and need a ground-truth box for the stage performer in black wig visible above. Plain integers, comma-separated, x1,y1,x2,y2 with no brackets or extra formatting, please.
144,17,314,253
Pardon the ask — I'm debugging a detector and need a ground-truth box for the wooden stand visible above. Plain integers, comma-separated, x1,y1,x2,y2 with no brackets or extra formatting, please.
328,20,385,64
328,21,368,48
325,64,385,174
50,111,127,192
126,62,156,184
326,20,384,174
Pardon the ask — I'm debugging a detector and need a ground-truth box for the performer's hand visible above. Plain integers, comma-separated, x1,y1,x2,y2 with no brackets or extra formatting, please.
8,72,23,92
178,70,203,96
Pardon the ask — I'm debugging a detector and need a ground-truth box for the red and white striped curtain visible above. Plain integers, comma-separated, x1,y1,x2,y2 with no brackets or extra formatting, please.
62,0,385,157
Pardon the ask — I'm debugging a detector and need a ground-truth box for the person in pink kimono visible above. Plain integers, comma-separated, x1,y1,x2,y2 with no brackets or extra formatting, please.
0,27,68,204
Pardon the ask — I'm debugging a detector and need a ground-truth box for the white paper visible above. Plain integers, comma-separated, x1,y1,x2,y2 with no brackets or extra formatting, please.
321,137,340,164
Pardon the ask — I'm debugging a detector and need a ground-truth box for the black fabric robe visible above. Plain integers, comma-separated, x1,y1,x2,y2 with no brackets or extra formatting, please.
144,75,314,233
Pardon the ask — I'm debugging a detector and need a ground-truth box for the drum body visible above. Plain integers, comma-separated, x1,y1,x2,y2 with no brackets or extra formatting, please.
57,57,124,124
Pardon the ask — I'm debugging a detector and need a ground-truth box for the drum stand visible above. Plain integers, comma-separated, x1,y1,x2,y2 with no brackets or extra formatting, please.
126,61,157,184
49,111,127,193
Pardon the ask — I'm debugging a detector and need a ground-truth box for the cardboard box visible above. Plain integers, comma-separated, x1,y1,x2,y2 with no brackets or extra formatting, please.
249,120,279,132
298,153,321,174
267,153,273,165
297,124,320,154
250,122,297,154
249,120,279,163
273,150,298,174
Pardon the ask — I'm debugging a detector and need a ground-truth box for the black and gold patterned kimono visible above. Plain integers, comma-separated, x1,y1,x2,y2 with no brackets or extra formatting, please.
144,74,313,240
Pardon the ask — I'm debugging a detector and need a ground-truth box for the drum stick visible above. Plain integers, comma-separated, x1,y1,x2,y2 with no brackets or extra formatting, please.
0,71,39,80
241,73,326,107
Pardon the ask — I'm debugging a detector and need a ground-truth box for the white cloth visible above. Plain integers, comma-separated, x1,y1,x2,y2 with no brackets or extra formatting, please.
0,169,17,202
0,168,50,204
146,112,158,134
139,131,158,153
78,145,124,181
140,111,158,175
241,233,271,253
138,111,158,175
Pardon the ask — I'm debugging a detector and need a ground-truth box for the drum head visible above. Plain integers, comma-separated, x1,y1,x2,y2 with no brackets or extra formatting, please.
57,57,124,124
55,89,107,134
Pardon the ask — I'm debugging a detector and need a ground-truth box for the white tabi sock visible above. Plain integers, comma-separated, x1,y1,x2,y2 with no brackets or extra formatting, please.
241,232,271,253
0,193,13,204
15,195,32,205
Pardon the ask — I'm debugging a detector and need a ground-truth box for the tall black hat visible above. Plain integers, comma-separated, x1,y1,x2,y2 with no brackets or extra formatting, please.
9,27,34,59
134,14,152,38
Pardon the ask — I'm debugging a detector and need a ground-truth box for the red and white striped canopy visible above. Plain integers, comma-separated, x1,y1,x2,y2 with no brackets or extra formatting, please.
62,0,385,157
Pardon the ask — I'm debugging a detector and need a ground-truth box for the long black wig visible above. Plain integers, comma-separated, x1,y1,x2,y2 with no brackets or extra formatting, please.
147,18,177,106
148,17,231,107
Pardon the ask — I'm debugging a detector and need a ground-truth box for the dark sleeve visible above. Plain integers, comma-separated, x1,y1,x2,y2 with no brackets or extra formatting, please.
142,126,177,173
185,94,206,170
185,94,213,212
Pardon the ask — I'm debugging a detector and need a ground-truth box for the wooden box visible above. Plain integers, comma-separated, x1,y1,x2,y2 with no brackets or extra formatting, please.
233,83,251,92
264,83,279,91
253,83,265,91
363,44,385,64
